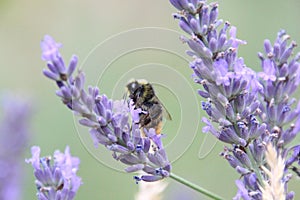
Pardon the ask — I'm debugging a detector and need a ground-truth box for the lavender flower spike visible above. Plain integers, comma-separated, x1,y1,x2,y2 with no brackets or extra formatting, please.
170,0,300,199
171,0,265,166
26,146,82,200
258,30,300,145
40,35,171,182
0,94,32,200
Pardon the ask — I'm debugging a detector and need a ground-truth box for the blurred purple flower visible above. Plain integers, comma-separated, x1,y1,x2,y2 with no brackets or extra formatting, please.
26,146,81,200
0,94,32,200
40,35,170,182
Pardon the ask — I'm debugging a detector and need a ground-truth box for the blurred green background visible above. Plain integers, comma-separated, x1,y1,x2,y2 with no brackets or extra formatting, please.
1,0,300,199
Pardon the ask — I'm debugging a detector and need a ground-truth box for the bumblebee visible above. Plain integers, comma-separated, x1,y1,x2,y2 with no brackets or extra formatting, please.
126,79,172,135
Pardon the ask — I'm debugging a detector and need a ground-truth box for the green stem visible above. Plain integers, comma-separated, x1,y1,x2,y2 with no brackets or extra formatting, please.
169,172,224,200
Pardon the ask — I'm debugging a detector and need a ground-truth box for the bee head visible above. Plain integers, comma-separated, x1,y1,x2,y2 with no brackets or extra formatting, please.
126,79,141,96
126,79,154,100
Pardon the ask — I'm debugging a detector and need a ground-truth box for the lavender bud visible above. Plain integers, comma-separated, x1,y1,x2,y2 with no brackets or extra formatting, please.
43,69,59,81
236,166,251,175
209,3,218,24
222,154,242,169
249,141,265,164
190,17,201,34
179,18,194,35
67,55,78,77
79,118,99,128
125,164,145,173
233,148,252,169
169,0,184,10
135,175,163,183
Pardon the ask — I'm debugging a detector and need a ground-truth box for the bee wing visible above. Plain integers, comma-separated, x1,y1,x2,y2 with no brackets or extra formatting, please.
156,97,172,121
162,103,172,120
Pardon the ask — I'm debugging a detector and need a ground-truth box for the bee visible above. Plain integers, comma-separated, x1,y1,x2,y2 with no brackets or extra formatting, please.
126,79,172,135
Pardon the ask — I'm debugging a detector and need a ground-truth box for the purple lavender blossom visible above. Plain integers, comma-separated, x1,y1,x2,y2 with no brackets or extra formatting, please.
171,0,265,149
170,0,300,199
258,30,300,145
257,30,300,199
40,35,170,182
0,95,32,200
26,146,81,200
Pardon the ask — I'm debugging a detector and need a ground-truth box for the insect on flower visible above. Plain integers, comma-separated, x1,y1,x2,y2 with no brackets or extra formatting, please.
125,79,172,135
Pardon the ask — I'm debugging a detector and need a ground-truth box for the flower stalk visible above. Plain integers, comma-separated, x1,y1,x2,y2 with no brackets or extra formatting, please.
170,172,224,200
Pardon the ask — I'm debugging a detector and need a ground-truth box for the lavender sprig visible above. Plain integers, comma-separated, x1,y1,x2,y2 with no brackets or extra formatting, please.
258,30,300,146
40,35,171,182
26,146,81,200
0,95,32,200
256,30,300,200
170,0,300,199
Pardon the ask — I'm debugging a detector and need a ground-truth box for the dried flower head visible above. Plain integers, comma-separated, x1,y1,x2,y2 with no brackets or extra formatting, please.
259,143,285,200
135,178,168,200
